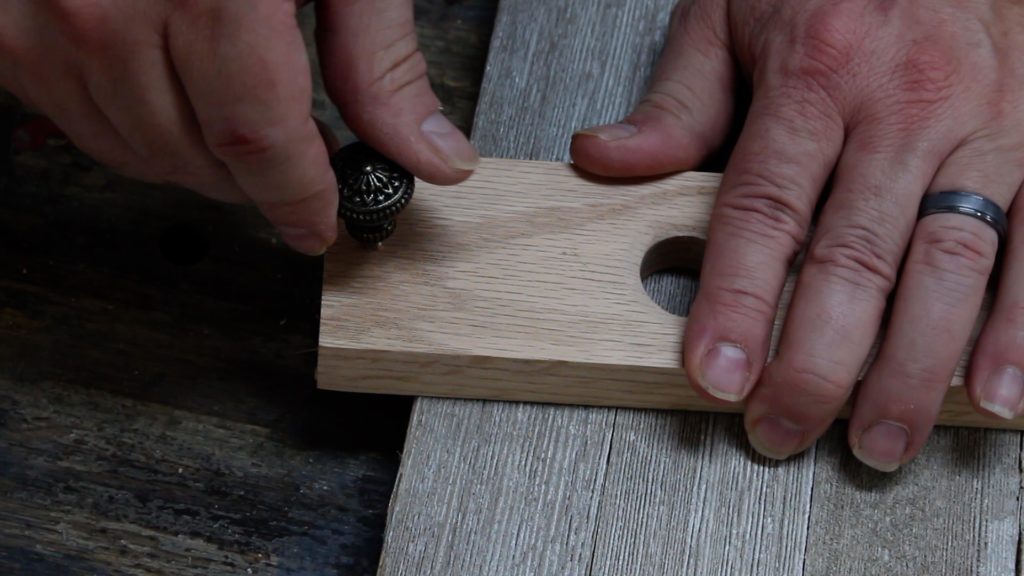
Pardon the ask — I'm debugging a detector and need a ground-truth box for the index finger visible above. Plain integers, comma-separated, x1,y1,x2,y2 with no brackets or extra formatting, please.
683,85,843,406
168,0,337,254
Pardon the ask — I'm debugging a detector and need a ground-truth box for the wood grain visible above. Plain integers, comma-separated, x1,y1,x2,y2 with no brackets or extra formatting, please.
375,1,819,574
378,399,616,575
589,412,815,575
804,426,1020,575
317,158,1014,430
376,1,1023,575
0,379,400,575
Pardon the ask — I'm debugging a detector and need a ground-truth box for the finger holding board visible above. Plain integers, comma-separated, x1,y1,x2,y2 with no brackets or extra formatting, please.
316,156,1013,430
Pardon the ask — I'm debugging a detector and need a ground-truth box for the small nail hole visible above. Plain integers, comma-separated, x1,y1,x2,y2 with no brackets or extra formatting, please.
640,236,704,317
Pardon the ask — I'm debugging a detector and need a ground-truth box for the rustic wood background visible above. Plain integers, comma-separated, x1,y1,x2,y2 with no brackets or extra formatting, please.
376,1,1023,575
0,2,496,574
4,1,1021,574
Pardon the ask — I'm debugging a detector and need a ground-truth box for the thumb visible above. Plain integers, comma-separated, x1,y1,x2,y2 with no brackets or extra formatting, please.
570,0,734,177
316,0,478,185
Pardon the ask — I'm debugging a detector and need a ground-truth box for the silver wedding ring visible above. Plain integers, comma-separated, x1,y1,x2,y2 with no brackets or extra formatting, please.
918,191,1008,241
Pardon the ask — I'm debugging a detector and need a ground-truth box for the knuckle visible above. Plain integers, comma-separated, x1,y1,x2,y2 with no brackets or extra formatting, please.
640,84,691,119
771,82,842,124
638,87,688,123
638,81,703,130
703,281,780,325
366,30,428,101
50,0,112,49
914,219,997,280
808,224,901,295
888,357,952,392
206,125,281,163
783,357,852,404
784,3,865,95
718,170,810,252
890,43,961,110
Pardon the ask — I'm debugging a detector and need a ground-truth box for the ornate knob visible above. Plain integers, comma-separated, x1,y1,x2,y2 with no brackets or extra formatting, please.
331,141,414,245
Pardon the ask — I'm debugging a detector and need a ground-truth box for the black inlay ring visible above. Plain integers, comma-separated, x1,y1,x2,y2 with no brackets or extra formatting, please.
918,191,1008,241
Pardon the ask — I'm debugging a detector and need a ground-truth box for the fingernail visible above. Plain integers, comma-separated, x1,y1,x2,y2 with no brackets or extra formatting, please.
699,343,751,401
421,111,479,171
748,415,804,460
853,420,908,472
574,122,638,142
980,366,1024,420
279,227,328,256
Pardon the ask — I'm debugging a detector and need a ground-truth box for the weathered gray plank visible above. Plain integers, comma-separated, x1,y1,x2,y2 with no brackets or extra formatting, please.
591,279,814,575
471,1,671,162
379,1,816,574
0,379,398,575
805,427,1021,575
379,400,615,575
591,412,814,576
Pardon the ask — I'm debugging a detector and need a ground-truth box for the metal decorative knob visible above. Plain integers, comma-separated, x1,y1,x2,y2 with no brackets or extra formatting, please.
331,141,414,245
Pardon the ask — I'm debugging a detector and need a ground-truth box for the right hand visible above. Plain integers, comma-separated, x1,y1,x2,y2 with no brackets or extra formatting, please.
572,0,1024,471
0,0,479,254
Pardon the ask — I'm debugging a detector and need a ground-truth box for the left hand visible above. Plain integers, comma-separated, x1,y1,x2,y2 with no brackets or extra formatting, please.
0,0,477,256
570,0,1024,471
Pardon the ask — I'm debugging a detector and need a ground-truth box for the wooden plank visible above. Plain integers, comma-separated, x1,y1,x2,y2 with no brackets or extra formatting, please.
377,1,815,574
590,412,815,575
378,2,675,573
377,399,615,575
0,379,400,575
317,158,1014,430
599,273,814,575
804,426,1021,575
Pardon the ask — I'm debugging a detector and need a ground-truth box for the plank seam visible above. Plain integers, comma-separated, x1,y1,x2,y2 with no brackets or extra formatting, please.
585,409,619,576
798,442,819,576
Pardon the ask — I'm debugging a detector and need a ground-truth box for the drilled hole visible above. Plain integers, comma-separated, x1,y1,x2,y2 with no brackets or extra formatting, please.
640,236,704,317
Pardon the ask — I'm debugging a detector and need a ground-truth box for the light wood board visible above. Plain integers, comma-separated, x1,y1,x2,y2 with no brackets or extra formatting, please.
372,0,1022,574
318,158,1016,429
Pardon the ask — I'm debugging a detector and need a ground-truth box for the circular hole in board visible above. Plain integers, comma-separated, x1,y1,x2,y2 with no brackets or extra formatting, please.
640,236,705,317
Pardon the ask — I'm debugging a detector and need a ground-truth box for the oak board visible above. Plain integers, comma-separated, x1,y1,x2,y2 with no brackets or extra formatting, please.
316,158,1015,430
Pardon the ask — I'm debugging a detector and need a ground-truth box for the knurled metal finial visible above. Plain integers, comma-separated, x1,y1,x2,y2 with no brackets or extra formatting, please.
331,141,414,245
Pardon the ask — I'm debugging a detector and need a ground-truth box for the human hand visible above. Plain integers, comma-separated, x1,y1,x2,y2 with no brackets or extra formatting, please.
571,0,1024,471
0,0,478,254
